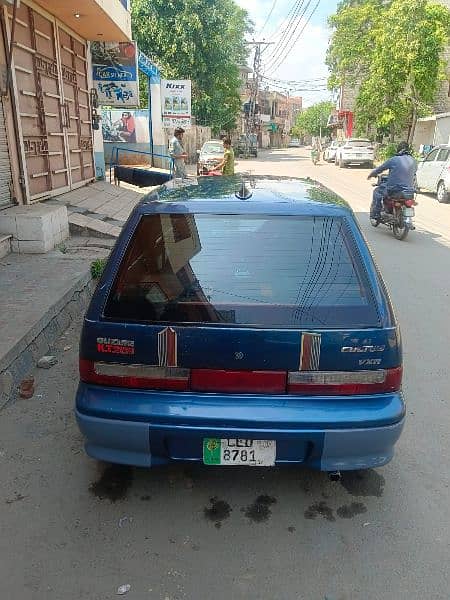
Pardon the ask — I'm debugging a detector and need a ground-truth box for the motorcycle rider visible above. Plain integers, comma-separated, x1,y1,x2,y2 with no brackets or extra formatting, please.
367,141,417,218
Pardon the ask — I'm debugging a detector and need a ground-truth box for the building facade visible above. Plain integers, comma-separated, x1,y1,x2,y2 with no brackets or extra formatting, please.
0,0,132,207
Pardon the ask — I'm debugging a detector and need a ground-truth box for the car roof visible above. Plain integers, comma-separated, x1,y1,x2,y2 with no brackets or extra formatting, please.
137,176,352,217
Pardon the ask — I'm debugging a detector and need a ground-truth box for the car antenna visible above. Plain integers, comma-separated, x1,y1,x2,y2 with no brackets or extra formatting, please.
235,179,252,200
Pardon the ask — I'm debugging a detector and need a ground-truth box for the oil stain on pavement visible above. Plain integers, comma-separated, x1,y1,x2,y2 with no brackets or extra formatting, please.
304,501,336,522
336,502,367,519
204,497,232,528
244,495,277,523
340,470,385,497
89,464,133,502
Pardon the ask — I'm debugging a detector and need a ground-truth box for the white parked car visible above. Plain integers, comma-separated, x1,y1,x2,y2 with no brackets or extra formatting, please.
335,139,375,168
323,140,342,162
415,145,450,203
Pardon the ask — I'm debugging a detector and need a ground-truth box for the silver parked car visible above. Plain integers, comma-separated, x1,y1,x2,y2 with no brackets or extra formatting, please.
416,145,450,203
196,140,224,175
335,139,375,168
323,140,342,162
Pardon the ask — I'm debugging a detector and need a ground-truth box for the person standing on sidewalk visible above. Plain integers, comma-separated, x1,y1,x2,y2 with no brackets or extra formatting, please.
169,127,188,179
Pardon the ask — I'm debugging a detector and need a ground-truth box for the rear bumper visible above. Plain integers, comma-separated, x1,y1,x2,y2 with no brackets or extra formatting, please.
75,384,405,471
341,157,373,164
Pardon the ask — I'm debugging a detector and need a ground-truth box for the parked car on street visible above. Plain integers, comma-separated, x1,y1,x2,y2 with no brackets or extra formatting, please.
335,139,375,168
288,138,301,148
415,144,450,203
196,140,224,175
76,176,405,474
235,134,258,157
323,140,342,163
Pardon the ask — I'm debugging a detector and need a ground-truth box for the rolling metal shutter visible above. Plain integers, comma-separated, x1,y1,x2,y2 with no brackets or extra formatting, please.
0,97,12,209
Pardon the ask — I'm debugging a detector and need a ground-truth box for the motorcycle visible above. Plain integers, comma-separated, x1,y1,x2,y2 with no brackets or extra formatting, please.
311,148,319,165
370,175,416,240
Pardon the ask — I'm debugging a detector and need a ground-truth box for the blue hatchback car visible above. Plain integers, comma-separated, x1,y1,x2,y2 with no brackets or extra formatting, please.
76,176,405,472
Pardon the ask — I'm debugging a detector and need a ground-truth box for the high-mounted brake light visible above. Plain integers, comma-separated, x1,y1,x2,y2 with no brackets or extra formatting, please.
287,367,402,395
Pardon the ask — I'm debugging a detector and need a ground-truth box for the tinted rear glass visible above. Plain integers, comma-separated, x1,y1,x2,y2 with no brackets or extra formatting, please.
104,214,379,328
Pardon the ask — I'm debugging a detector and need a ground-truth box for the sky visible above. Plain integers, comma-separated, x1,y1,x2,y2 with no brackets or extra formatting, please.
235,0,339,106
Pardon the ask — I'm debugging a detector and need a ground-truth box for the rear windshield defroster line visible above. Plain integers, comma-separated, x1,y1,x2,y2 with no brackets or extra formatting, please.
103,214,380,329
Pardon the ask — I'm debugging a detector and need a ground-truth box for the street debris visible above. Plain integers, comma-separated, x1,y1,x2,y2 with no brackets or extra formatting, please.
118,515,133,528
117,584,131,595
5,493,26,505
19,376,34,399
37,355,58,369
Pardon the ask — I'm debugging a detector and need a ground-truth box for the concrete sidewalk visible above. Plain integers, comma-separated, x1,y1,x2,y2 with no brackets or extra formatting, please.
47,180,144,239
0,237,112,408
0,172,203,407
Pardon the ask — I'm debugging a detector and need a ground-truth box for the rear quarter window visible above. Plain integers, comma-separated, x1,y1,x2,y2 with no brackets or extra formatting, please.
104,213,380,329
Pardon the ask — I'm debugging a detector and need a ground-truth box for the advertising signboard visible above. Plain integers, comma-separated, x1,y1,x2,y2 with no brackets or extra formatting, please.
91,41,139,107
161,79,191,129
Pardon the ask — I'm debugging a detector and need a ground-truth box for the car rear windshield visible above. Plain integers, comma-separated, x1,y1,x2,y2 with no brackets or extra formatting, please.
104,214,380,328
346,140,371,147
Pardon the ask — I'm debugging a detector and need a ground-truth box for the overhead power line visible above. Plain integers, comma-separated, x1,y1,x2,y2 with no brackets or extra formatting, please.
266,0,320,71
263,0,309,67
262,0,305,44
258,0,278,35
264,0,319,73
262,0,306,62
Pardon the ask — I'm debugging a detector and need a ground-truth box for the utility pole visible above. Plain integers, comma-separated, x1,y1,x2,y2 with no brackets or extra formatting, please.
246,41,274,155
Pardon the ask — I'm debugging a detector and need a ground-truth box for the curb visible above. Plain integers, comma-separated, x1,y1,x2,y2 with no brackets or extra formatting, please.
0,270,96,410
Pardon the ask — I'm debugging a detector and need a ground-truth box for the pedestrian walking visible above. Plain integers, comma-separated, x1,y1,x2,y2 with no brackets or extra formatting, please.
169,127,188,179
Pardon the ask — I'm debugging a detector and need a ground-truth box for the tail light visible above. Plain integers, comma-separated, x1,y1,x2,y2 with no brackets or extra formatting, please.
79,360,189,391
404,199,415,207
287,367,402,395
80,360,402,396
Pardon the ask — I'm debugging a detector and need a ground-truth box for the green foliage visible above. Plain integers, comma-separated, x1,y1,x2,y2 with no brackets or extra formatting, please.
91,258,108,280
327,0,450,141
131,0,252,132
293,101,334,137
376,142,398,162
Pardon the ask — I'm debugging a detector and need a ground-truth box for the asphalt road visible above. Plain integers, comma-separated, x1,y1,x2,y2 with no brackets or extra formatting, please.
1,148,449,600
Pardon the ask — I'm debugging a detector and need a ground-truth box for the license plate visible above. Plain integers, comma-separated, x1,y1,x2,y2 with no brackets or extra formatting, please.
403,207,415,216
203,438,276,466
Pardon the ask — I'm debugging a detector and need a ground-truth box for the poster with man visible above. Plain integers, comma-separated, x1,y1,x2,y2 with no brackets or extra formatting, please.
91,41,139,107
161,80,192,129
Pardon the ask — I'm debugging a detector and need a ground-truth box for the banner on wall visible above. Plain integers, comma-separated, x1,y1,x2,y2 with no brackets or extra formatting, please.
161,79,191,129
91,41,139,107
101,110,149,144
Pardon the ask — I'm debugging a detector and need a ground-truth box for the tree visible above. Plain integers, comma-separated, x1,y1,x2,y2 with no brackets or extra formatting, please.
131,0,251,133
327,0,450,142
292,101,334,137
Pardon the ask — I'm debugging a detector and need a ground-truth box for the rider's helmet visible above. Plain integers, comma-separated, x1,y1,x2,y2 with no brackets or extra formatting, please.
397,141,410,155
